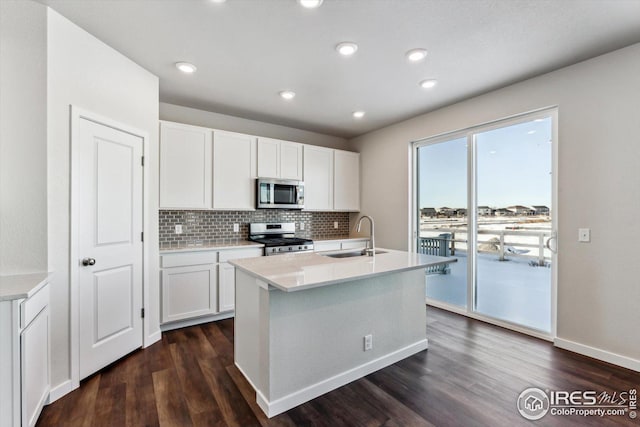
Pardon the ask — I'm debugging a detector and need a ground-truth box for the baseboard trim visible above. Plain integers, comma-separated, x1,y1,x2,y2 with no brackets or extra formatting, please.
256,339,429,418
235,362,260,392
554,338,640,372
46,379,76,404
160,311,234,332
144,330,162,348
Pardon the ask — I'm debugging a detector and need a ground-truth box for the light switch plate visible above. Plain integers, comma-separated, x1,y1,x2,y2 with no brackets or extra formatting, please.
334,221,339,229
175,224,183,234
233,223,239,233
300,222,305,231
578,228,590,242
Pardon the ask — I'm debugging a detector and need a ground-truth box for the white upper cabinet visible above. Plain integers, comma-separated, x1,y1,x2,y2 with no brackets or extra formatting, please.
303,145,334,211
334,150,360,211
280,141,304,180
213,130,257,210
160,121,212,209
257,137,303,180
257,137,280,178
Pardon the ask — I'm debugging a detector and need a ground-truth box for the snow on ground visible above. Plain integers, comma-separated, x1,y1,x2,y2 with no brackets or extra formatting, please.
426,252,551,332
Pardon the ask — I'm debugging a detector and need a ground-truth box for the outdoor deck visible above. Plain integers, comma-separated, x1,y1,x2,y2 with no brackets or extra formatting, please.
425,252,551,332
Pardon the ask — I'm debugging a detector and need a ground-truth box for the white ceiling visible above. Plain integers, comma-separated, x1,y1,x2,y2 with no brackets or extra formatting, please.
40,0,640,138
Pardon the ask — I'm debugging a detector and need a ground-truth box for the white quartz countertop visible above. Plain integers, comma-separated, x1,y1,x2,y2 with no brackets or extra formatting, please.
160,240,264,253
229,249,456,292
0,272,52,301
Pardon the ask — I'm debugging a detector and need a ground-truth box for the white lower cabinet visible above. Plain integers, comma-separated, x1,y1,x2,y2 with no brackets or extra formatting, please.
218,262,236,312
0,279,50,427
161,264,218,323
218,247,263,312
160,247,263,325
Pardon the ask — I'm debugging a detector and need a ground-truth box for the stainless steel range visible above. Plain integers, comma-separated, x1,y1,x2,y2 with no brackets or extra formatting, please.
249,222,314,256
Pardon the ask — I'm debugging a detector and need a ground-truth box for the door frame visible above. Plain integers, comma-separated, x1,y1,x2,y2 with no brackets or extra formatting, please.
410,106,558,341
69,106,151,389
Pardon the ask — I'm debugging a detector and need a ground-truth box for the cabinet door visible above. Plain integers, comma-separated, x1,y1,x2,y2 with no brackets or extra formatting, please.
160,121,212,209
280,141,303,180
219,262,236,312
334,150,360,211
213,131,257,210
161,264,218,323
257,137,280,178
21,307,49,427
303,146,334,211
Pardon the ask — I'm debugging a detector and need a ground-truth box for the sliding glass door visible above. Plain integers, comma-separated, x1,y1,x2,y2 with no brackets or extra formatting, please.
417,136,468,308
414,110,556,336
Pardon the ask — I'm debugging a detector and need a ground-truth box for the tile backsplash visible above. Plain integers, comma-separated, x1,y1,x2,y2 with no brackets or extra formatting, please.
159,210,351,248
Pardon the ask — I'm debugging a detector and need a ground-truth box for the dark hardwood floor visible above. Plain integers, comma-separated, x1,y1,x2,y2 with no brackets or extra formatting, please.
37,307,639,426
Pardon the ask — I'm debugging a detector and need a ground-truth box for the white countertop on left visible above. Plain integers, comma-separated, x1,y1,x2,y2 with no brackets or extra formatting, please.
0,272,52,301
230,249,456,292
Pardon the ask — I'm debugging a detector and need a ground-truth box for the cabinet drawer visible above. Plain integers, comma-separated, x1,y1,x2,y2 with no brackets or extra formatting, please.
161,251,218,268
341,240,367,250
21,284,49,329
218,248,263,262
313,241,341,252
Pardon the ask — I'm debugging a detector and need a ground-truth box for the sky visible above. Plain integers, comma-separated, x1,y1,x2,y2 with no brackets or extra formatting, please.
418,117,552,209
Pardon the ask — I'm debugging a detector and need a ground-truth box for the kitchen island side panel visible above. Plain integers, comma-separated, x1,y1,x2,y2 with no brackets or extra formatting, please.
265,269,426,401
234,271,263,392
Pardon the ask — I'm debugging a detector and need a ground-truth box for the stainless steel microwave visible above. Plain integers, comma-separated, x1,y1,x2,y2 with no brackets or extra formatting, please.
256,178,304,209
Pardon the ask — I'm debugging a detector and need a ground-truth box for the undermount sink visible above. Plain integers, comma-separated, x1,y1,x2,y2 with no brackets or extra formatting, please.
322,249,388,259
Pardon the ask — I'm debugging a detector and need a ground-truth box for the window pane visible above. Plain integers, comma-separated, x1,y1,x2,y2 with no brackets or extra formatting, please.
417,137,468,308
474,117,552,332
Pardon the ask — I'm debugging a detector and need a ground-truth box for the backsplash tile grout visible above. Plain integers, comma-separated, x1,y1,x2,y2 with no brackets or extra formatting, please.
159,210,350,249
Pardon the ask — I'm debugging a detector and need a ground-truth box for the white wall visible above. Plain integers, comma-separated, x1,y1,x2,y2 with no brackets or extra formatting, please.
47,9,160,389
160,102,348,150
0,0,47,275
349,43,640,367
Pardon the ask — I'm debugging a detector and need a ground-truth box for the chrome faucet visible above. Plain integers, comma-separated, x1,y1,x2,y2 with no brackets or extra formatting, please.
356,215,375,256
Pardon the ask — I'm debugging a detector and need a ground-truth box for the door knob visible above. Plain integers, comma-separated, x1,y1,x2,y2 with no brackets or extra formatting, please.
82,258,96,266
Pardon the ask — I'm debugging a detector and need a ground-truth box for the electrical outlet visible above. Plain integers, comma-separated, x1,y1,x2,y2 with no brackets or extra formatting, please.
300,222,305,231
578,228,590,242
364,334,373,351
334,221,339,229
175,224,183,234
233,223,239,233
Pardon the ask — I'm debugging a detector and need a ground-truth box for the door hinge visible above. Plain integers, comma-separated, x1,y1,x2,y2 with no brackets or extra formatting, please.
141,232,144,242
141,156,144,166
141,308,145,318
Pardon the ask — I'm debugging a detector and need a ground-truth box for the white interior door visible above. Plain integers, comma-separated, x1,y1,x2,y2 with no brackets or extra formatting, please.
78,118,143,379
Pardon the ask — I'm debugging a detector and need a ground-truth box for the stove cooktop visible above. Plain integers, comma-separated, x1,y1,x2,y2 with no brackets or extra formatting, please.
250,237,312,247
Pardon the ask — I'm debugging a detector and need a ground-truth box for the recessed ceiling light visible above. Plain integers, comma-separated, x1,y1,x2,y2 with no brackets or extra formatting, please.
298,0,323,8
336,42,358,56
175,62,197,73
406,48,428,62
419,79,437,89
210,0,226,3
352,111,365,119
528,130,536,135
279,90,296,100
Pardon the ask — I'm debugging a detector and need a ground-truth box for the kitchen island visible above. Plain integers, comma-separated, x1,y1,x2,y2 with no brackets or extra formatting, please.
229,249,456,417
